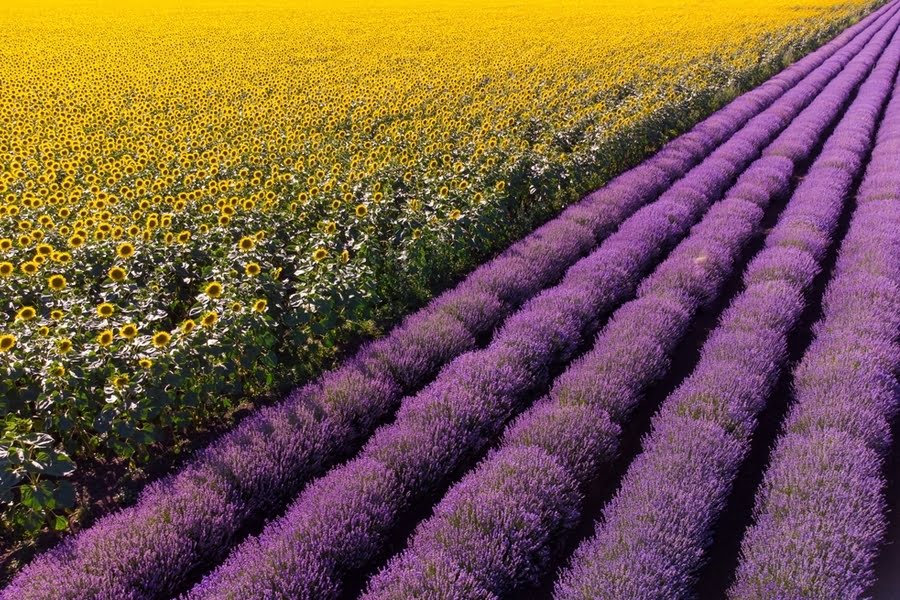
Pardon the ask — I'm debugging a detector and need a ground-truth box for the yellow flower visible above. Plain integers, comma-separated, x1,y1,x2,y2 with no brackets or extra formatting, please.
0,333,15,353
16,306,37,321
50,309,64,320
252,298,268,313
48,273,67,291
68,235,85,248
201,311,219,327
38,326,50,336
97,303,115,318
355,204,368,218
108,266,127,282
0,238,12,251
151,331,171,348
180,319,196,334
50,365,66,378
0,262,13,277
204,281,223,298
312,248,328,262
139,358,153,369
112,374,129,389
449,209,462,220
97,329,114,346
119,323,138,339
412,228,422,240
237,236,255,251
340,249,350,263
245,262,261,276
56,338,73,354
230,301,243,312
117,242,135,259
20,261,38,275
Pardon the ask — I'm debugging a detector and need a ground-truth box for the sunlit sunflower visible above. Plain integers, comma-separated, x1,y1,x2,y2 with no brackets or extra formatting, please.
97,329,114,347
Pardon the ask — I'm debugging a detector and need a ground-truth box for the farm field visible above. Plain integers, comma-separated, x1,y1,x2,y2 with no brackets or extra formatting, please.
2,0,900,598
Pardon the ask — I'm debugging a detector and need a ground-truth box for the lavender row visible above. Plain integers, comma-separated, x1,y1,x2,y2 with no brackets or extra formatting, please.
359,11,899,597
180,15,897,598
554,17,900,599
728,36,900,600
4,5,894,600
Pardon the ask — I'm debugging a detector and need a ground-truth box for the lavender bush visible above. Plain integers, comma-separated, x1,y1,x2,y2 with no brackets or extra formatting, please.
729,24,900,600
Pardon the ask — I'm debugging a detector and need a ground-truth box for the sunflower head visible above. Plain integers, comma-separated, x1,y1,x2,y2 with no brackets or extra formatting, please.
0,334,16,352
0,262,13,277
237,236,255,251
312,248,328,262
252,299,268,313
152,331,171,348
57,338,73,354
204,281,223,298
117,242,135,259
201,311,219,327
180,319,196,334
108,266,127,282
355,204,368,218
48,274,67,291
119,323,138,339
139,358,153,369
16,306,37,321
97,303,115,318
97,329,114,347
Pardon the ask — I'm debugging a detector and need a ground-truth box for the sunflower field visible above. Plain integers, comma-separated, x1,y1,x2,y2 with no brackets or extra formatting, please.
0,0,880,541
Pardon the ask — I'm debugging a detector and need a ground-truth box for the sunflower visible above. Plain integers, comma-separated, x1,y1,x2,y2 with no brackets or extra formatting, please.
252,298,268,313
48,273,67,291
237,236,255,251
0,334,15,353
244,262,261,276
97,303,115,318
119,323,138,339
68,235,85,248
340,249,350,263
16,306,37,321
50,365,66,378
20,261,38,275
449,209,462,220
0,262,13,277
50,309,64,320
56,338,73,354
201,311,219,327
138,358,153,369
151,331,171,348
0,238,12,251
112,374,130,389
355,204,368,218
312,248,328,262
97,329,115,346
204,281,223,298
180,319,196,334
117,242,135,259
108,266,127,282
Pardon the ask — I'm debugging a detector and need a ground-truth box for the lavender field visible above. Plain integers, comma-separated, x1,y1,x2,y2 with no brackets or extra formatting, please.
4,1,900,598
